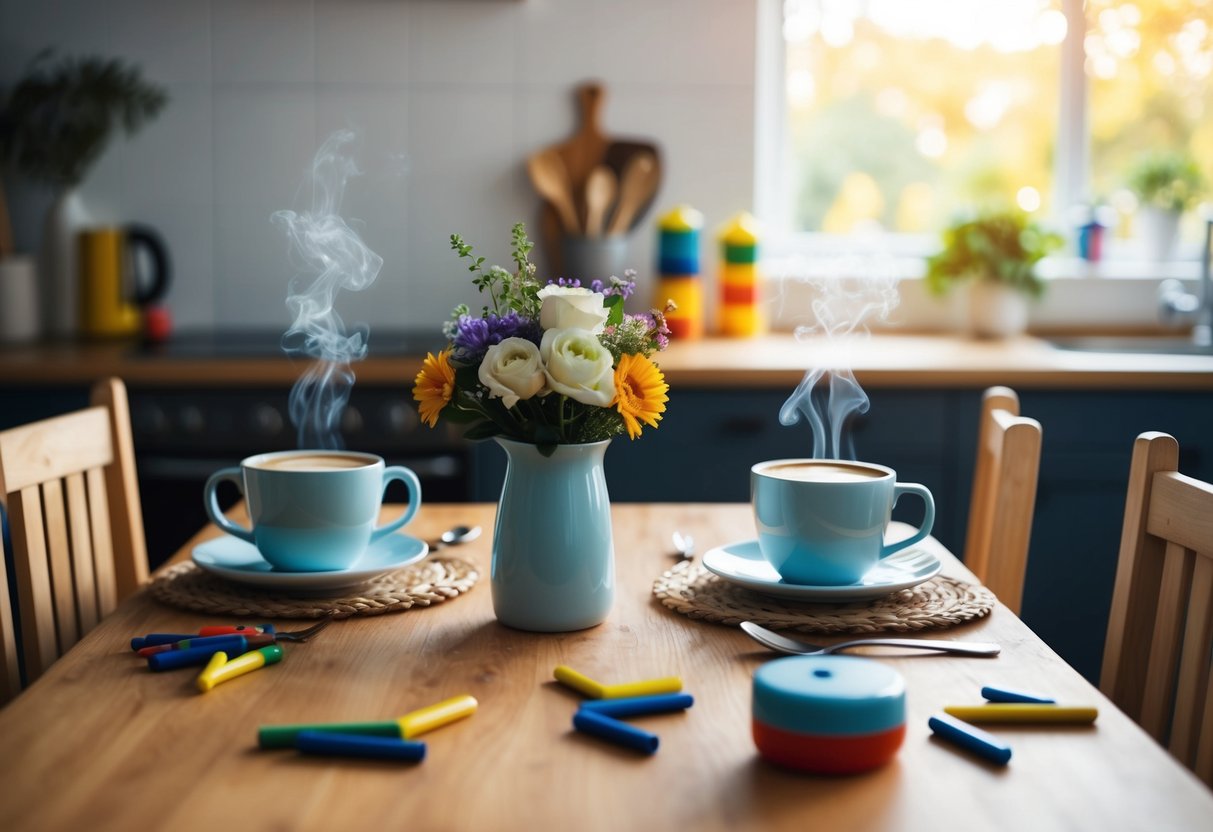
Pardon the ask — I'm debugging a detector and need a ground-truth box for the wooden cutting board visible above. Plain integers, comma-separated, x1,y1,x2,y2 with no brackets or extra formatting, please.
528,82,662,274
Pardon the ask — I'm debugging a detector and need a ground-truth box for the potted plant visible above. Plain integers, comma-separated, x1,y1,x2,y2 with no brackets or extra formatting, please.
926,210,1062,338
1126,150,1204,261
0,51,166,336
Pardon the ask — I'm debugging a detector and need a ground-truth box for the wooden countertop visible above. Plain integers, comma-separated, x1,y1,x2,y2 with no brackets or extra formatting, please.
1,334,1211,390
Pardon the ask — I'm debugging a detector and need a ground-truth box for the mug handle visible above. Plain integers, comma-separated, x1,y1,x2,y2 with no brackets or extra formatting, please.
203,467,255,544
880,482,935,559
126,225,171,305
370,466,422,542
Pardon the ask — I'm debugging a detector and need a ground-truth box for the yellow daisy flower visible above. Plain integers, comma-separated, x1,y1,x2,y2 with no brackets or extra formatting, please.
413,349,455,428
611,353,669,440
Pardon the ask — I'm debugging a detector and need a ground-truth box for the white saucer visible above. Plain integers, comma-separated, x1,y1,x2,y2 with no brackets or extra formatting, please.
701,540,941,602
192,532,428,593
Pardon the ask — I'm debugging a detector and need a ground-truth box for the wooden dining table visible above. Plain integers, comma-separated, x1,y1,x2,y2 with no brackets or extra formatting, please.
1,503,1210,831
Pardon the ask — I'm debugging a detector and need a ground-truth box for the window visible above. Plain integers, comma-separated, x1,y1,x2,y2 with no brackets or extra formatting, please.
759,0,1213,257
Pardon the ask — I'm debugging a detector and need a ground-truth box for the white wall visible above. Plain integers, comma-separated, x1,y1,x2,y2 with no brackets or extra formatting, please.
0,0,758,331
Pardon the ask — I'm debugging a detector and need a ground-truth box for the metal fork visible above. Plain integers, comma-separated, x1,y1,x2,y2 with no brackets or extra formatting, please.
272,617,335,642
740,621,1000,657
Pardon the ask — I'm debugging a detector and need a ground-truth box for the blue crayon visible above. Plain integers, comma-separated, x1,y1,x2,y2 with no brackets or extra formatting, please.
578,693,694,719
295,731,426,762
573,710,659,754
131,634,196,651
928,714,1012,766
147,638,250,671
981,685,1056,704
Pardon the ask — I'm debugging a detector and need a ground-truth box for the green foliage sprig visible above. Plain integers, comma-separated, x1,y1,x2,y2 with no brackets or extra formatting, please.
449,222,542,319
925,210,1062,298
0,51,168,188
1126,151,1204,213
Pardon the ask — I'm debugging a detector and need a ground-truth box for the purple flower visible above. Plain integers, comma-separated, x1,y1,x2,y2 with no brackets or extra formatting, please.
547,277,582,288
591,270,637,300
451,311,541,365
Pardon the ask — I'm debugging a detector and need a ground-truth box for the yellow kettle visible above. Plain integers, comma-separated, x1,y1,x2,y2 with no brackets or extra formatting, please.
78,225,170,338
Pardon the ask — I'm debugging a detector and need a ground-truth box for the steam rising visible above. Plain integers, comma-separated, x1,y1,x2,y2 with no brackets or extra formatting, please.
771,249,900,460
273,129,384,449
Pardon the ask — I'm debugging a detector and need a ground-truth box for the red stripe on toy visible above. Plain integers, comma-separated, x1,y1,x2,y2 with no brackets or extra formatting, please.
752,720,905,774
722,285,756,304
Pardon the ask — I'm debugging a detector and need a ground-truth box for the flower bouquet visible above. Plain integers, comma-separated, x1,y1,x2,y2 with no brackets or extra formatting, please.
413,223,672,454
412,222,673,632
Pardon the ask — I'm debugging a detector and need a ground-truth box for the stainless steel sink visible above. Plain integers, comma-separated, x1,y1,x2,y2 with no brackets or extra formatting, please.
1048,336,1213,356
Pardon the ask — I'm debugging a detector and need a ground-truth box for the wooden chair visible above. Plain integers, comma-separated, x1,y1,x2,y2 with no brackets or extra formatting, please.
963,386,1043,615
0,378,148,695
1101,432,1213,785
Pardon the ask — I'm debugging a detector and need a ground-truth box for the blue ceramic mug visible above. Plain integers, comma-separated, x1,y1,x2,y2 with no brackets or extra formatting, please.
203,450,421,572
751,459,934,586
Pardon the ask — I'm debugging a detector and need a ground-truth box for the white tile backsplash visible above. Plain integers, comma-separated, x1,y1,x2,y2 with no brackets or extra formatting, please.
121,84,214,207
407,0,518,88
1,0,760,330
107,0,212,86
213,86,318,210
314,0,411,86
212,0,315,85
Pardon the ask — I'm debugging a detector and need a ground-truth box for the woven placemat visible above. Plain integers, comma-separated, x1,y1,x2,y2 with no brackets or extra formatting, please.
653,561,995,633
148,556,479,620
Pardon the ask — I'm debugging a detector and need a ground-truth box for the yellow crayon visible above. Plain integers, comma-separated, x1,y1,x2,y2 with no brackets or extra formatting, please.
195,651,230,693
943,704,1098,724
554,666,605,698
600,677,683,699
397,695,478,739
197,645,284,693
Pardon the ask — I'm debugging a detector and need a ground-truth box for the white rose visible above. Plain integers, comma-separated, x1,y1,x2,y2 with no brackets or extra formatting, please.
537,285,609,333
478,337,546,409
540,328,616,407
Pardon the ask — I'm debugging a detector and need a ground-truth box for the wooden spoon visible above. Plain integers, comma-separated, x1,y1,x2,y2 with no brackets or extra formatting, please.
584,165,617,237
527,149,581,234
608,151,658,235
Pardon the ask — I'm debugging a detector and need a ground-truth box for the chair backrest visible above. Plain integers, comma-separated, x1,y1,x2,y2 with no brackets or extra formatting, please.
0,530,18,702
1101,432,1213,786
0,377,147,692
963,386,1043,615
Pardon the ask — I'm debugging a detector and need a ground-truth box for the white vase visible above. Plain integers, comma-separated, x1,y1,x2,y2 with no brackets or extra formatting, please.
1137,205,1181,262
968,280,1030,339
0,255,40,343
39,188,90,337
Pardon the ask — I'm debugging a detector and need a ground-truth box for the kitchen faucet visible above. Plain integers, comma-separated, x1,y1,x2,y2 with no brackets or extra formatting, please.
1158,206,1213,347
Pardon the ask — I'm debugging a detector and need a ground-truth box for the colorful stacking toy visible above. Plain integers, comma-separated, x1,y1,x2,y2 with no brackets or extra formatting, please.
654,204,704,340
752,655,906,774
718,212,762,337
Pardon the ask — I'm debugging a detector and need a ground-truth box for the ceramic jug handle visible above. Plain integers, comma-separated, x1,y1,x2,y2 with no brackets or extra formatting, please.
126,224,171,305
880,482,935,559
203,467,255,543
370,466,422,542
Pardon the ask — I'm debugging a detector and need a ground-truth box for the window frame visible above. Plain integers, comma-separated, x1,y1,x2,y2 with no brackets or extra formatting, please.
753,0,1201,275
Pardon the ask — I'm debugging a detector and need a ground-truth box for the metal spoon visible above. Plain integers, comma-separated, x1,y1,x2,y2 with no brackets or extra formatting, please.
740,621,1000,658
429,525,482,550
671,530,695,560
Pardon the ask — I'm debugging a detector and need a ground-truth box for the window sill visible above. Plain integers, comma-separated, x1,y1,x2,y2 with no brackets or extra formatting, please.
761,255,1204,333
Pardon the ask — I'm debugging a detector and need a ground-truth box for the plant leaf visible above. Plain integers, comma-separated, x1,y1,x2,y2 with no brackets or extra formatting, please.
604,294,624,327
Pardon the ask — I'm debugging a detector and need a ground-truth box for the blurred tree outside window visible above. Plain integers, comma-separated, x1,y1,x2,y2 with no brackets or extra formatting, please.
780,0,1212,249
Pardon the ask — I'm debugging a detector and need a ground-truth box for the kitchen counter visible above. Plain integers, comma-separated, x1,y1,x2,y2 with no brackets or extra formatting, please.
0,333,1211,389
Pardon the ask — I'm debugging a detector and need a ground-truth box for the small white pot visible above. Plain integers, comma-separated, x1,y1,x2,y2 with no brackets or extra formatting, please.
968,279,1030,339
1137,205,1181,262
